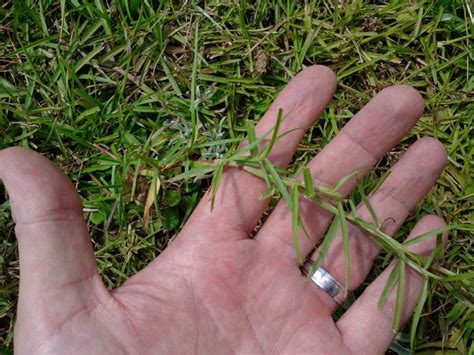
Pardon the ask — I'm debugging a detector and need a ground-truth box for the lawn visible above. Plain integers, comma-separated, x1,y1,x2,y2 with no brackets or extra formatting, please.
0,0,472,353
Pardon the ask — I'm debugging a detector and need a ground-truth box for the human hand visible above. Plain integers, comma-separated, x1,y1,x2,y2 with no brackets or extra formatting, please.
2,66,448,354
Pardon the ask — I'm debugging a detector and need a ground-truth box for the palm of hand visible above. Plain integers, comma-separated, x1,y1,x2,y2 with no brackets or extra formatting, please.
4,66,447,354
28,232,343,354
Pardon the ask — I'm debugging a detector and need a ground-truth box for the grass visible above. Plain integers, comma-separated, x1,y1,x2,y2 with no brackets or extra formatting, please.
0,0,473,353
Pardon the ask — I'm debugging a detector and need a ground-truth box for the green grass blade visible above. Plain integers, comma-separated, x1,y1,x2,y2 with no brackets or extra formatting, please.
263,158,291,206
337,201,351,292
230,126,273,160
334,170,361,191
403,225,457,246
303,167,314,198
410,275,429,349
161,59,183,96
189,21,200,147
210,162,225,211
378,261,400,309
241,165,268,180
261,108,283,159
393,255,406,331
259,160,271,190
357,182,381,227
310,216,340,277
246,120,259,157
74,46,104,73
193,138,241,149
291,184,303,264
168,166,215,182
439,272,474,282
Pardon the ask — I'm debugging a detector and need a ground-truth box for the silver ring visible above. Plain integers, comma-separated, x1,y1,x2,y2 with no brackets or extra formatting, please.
301,261,347,305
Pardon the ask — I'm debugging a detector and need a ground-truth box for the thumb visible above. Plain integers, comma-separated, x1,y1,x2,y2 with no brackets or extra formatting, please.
0,148,107,333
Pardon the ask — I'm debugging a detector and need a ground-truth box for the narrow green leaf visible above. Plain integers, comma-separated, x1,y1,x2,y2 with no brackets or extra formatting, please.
334,170,361,191
231,127,272,160
210,162,225,211
378,262,400,309
314,186,343,201
189,21,200,146
260,186,275,200
193,137,241,149
242,165,268,180
357,182,381,227
348,199,357,214
261,108,283,158
393,256,406,331
74,45,104,73
405,258,441,280
59,0,66,39
403,225,455,246
168,166,214,182
409,247,441,348
75,106,100,123
410,276,429,349
291,184,303,264
259,160,272,190
130,159,142,201
299,214,313,243
439,272,474,282
337,201,351,292
263,158,291,206
38,1,49,36
246,120,259,157
303,167,314,198
310,217,340,277
348,216,401,252
161,58,183,96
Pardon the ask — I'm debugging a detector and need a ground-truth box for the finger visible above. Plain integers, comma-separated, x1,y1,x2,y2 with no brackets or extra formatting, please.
0,148,107,329
258,85,424,258
309,137,447,310
184,66,336,240
337,215,448,355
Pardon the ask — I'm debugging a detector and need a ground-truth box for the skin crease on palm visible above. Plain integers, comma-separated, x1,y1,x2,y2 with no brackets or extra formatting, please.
0,66,449,355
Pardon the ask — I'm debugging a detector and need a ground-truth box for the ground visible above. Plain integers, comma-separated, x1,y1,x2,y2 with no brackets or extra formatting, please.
0,1,472,353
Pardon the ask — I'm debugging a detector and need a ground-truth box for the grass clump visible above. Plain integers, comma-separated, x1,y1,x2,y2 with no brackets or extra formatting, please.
0,0,472,353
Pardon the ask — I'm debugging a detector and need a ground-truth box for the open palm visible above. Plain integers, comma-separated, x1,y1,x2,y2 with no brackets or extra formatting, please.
2,66,447,354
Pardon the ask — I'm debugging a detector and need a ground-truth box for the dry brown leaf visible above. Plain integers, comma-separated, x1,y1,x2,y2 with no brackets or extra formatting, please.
143,174,161,228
